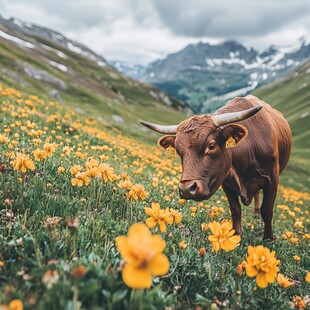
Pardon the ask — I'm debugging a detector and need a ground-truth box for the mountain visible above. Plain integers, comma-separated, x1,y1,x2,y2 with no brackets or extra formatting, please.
110,60,146,81
115,39,309,113
0,15,108,65
253,61,310,191
0,15,193,139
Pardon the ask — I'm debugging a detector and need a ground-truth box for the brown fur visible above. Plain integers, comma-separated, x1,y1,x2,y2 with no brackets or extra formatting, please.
158,95,292,240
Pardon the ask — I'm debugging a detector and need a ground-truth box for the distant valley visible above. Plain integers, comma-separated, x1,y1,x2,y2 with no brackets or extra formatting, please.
113,39,310,113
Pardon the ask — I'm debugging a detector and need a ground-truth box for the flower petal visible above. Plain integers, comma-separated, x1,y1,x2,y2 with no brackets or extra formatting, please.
208,221,220,235
149,253,169,276
151,203,160,212
245,265,258,277
144,207,154,217
265,270,277,283
221,238,239,251
158,220,167,232
115,236,129,258
146,218,157,229
208,235,218,242
149,235,166,253
122,264,152,289
211,241,220,252
256,272,268,288
128,223,150,238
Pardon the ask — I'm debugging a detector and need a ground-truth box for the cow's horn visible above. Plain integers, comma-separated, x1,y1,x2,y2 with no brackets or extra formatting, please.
211,105,263,127
140,121,178,134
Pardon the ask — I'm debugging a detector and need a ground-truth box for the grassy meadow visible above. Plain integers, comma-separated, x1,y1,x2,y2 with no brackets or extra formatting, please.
0,84,309,310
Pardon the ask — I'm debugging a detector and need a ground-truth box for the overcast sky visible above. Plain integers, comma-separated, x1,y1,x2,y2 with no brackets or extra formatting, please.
1,0,309,65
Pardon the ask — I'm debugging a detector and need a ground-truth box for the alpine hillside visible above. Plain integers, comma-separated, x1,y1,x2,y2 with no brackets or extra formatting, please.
0,15,193,140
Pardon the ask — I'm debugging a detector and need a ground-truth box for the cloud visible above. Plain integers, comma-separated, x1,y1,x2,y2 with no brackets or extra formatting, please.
151,0,310,38
1,0,309,64
1,0,125,30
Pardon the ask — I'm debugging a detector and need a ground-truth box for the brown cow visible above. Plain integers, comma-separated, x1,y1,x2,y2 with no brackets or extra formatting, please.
141,95,292,240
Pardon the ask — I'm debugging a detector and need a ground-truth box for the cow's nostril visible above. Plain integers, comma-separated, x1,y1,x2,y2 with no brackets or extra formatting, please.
189,182,197,194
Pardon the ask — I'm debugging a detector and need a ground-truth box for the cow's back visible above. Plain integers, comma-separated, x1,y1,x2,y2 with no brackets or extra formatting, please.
215,95,292,174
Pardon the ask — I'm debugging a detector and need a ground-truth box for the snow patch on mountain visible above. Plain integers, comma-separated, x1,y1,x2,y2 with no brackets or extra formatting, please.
0,30,35,49
48,60,68,72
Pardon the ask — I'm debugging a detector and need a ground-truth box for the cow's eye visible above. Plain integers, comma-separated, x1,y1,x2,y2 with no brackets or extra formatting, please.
209,143,216,150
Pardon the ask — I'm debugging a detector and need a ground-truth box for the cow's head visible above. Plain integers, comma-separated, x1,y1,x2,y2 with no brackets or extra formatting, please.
141,105,262,201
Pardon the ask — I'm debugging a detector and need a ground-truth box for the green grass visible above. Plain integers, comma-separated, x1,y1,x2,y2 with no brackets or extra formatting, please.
253,61,310,192
0,85,309,310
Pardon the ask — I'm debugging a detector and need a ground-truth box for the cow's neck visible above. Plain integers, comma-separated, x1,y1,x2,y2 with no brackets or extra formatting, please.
224,164,262,206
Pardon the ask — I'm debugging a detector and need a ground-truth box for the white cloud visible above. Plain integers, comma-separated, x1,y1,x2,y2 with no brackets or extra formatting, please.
1,0,309,64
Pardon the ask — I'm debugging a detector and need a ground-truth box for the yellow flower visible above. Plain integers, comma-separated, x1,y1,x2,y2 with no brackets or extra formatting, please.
10,300,23,310
98,163,116,182
0,134,10,143
0,261,4,267
75,151,86,159
201,223,209,231
145,203,173,232
32,149,47,162
70,165,83,175
290,237,299,244
116,223,169,289
190,207,197,213
285,231,294,238
118,180,133,190
293,256,301,261
62,146,71,156
71,172,90,187
179,240,187,250
293,296,305,309
306,272,310,284
169,208,182,224
295,221,303,228
245,245,280,288
126,184,148,201
277,273,294,288
58,167,65,173
152,177,159,187
99,154,109,161
0,299,24,310
208,221,241,252
282,234,288,240
86,167,100,178
86,157,99,170
120,173,130,180
11,153,35,173
43,143,56,157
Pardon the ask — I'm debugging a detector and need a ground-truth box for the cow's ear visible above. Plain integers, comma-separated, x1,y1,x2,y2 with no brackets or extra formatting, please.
221,124,248,145
158,135,176,150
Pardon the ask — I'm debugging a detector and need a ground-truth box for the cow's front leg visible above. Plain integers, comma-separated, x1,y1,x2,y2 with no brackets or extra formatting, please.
254,190,261,217
261,174,279,241
223,184,242,235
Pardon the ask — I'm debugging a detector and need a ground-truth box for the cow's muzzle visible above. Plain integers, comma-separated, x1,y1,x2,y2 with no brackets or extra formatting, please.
178,180,210,201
